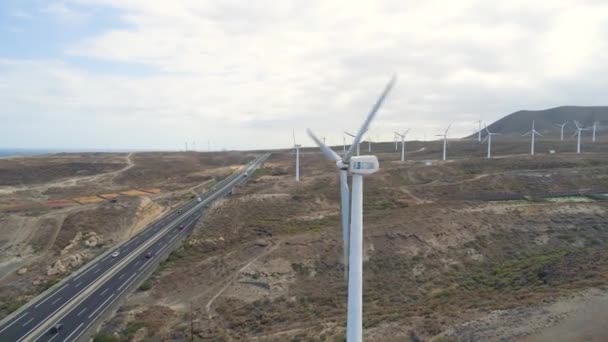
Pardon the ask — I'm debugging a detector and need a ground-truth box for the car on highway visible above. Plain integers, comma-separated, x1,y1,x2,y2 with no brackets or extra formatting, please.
111,251,120,258
145,252,152,259
178,224,185,231
49,323,63,334
177,209,182,213
197,197,202,202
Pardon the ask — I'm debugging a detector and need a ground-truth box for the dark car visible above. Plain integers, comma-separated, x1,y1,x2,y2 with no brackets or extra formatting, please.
145,252,152,259
179,224,185,230
50,323,63,334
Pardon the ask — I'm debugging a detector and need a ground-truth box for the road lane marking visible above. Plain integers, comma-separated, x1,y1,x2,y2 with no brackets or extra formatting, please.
100,288,109,296
21,318,34,327
63,322,83,342
75,282,82,288
50,297,62,306
34,284,68,308
134,260,140,267
76,307,87,317
93,268,100,274
138,259,152,271
0,312,28,334
47,333,58,342
119,273,125,280
88,294,114,319
118,273,137,291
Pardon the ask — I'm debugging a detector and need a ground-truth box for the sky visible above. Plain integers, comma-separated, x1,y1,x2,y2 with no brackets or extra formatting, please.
2,0,608,151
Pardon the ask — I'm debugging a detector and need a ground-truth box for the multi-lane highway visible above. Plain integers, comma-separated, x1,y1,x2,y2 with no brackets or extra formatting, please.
0,154,269,342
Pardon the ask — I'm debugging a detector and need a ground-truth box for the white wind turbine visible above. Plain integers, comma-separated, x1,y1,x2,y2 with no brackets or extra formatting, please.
573,121,590,154
393,133,399,151
522,120,543,155
345,131,360,156
477,120,482,142
308,76,396,342
394,129,410,162
592,121,599,142
483,124,500,158
436,124,451,161
293,130,301,182
554,122,568,141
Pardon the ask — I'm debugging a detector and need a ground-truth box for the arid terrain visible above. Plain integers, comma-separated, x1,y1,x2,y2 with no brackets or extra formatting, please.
0,151,256,318
88,137,608,341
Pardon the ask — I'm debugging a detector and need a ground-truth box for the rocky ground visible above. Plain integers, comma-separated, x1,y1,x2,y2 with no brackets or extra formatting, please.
0,151,255,319
93,141,608,341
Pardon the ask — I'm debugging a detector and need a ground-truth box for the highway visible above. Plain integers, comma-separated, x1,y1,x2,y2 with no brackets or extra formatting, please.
0,153,269,342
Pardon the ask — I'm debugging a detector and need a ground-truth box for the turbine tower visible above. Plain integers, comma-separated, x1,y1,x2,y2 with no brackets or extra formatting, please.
394,129,409,162
554,122,567,141
522,120,543,155
393,133,399,151
477,120,482,142
293,130,301,182
308,76,396,342
483,124,500,158
573,121,590,154
345,132,360,156
436,124,451,161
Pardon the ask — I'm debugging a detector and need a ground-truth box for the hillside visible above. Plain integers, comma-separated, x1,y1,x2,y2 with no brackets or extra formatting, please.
470,106,608,138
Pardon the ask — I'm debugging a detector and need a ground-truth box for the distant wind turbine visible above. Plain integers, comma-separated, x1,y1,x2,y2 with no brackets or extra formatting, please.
593,121,599,142
293,130,301,182
345,131,360,156
394,129,410,162
436,124,451,161
477,120,482,142
483,124,500,158
554,122,567,141
572,121,590,154
522,120,543,156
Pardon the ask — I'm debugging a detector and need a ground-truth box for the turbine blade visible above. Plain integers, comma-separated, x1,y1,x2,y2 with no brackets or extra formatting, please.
344,75,397,163
307,129,341,162
522,131,531,136
482,135,489,144
445,123,452,134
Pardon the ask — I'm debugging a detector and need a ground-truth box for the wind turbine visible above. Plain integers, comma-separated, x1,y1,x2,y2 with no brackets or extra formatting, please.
477,120,482,142
554,122,567,141
343,135,347,155
367,137,372,153
345,131,360,156
573,121,590,154
522,120,543,155
483,124,500,158
593,121,599,142
293,130,301,182
393,133,399,151
394,129,410,162
307,76,396,342
436,124,451,161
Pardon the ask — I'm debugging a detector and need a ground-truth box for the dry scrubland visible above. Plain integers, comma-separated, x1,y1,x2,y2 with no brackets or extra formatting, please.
96,138,608,341
0,151,255,318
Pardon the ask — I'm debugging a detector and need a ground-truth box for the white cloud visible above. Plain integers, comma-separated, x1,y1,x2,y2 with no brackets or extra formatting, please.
3,0,608,149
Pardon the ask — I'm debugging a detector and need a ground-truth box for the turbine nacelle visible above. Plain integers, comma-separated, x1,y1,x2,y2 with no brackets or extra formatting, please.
349,156,379,175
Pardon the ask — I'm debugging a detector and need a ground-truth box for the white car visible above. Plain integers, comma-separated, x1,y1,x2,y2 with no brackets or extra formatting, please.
111,251,120,258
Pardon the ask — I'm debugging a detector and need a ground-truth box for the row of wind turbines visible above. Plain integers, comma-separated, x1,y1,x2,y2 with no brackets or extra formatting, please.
293,119,603,185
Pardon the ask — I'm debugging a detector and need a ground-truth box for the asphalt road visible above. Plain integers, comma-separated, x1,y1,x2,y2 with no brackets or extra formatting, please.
0,154,269,342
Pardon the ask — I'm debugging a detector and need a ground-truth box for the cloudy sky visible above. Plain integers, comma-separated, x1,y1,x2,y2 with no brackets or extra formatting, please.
2,0,608,151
